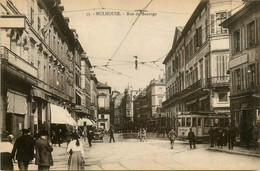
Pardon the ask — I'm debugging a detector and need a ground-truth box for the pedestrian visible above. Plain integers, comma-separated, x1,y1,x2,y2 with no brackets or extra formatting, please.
0,131,14,170
109,127,115,143
222,127,228,146
67,132,85,170
11,129,34,171
168,127,177,149
188,128,196,149
217,129,223,148
35,131,53,171
51,130,57,146
253,126,259,150
142,128,147,142
214,128,219,147
66,130,73,146
57,128,63,147
87,129,93,147
208,126,214,147
227,126,235,150
138,128,142,142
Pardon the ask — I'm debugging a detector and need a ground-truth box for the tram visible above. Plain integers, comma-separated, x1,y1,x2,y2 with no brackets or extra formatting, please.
177,111,230,142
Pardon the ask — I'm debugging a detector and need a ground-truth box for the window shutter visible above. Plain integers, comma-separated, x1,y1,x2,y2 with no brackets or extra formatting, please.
210,14,215,34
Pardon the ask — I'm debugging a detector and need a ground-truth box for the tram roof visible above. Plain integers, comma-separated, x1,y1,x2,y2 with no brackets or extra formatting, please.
178,111,229,116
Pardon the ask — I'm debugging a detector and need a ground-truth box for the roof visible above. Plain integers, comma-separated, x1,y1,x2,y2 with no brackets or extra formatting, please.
97,82,111,89
221,1,259,28
163,0,208,64
163,26,184,64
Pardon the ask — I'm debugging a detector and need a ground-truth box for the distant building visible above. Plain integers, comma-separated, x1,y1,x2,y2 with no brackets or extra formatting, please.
97,82,111,130
162,0,243,131
76,53,92,119
133,88,149,129
111,93,124,132
221,0,260,141
146,79,166,129
90,72,98,121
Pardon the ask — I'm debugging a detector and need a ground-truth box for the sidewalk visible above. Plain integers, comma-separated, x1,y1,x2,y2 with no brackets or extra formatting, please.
13,142,70,170
207,144,260,158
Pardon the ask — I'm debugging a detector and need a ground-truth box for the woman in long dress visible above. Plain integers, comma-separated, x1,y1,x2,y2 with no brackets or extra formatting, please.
67,132,85,170
0,131,14,170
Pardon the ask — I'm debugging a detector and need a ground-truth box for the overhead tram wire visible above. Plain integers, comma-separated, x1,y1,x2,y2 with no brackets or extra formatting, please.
105,0,154,67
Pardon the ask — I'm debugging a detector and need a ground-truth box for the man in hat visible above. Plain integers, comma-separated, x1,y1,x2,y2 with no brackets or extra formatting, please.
168,127,177,149
11,129,34,171
109,127,115,143
35,131,53,171
188,128,196,149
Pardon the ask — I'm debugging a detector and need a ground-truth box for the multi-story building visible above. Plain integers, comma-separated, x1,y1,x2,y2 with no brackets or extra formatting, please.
133,88,149,129
162,0,243,131
221,0,260,142
75,53,92,120
111,92,124,132
97,82,111,130
90,71,98,121
0,0,84,138
146,78,166,129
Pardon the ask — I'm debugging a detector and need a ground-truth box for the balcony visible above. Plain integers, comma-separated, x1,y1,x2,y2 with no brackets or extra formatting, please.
1,46,37,78
208,76,229,87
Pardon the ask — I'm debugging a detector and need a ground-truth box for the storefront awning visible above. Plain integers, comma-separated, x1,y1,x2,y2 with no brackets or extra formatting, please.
77,118,94,126
51,104,77,126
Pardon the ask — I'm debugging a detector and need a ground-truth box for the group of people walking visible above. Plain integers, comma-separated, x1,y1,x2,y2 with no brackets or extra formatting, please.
138,128,147,142
0,128,87,171
208,125,259,150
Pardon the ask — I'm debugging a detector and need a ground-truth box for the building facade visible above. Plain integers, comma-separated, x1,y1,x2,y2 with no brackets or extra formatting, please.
221,0,260,142
1,0,85,138
111,92,124,132
146,79,166,130
97,82,111,130
90,71,98,121
75,53,92,120
162,0,243,131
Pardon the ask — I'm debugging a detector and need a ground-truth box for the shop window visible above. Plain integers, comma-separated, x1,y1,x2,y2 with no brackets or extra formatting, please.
219,93,228,102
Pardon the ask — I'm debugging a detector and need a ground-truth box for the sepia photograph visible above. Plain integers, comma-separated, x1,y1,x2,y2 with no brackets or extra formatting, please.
0,0,260,170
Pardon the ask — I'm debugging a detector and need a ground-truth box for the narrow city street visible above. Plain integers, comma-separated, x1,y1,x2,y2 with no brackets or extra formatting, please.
14,134,260,170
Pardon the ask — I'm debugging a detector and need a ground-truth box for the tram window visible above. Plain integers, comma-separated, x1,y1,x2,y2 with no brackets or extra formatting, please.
198,118,202,126
209,118,214,126
186,118,191,127
225,118,229,127
220,118,224,127
181,118,185,127
192,118,197,127
204,118,209,127
214,118,219,126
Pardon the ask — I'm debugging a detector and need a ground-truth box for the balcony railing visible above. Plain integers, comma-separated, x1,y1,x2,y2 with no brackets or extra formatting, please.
1,46,37,78
208,76,229,86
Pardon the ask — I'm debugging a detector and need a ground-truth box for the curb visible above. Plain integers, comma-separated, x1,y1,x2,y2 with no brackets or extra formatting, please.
207,148,260,158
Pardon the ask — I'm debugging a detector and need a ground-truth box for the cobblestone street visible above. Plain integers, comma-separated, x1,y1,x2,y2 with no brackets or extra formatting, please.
13,134,260,170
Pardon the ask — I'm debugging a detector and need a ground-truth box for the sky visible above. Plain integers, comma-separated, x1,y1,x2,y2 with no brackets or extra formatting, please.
61,0,200,92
